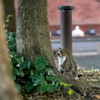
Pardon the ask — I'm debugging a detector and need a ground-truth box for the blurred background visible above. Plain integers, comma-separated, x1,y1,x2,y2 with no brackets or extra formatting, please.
6,0,100,69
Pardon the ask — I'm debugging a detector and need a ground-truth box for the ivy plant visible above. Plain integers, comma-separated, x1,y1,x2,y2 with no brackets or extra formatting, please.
10,52,62,94
5,15,63,94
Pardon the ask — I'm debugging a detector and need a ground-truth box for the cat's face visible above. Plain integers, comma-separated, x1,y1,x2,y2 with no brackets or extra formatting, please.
56,48,69,57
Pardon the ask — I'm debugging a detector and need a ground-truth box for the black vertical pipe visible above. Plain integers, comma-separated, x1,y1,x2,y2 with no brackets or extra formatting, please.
58,6,74,57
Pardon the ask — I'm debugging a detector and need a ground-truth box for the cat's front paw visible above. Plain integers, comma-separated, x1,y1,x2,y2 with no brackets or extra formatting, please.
75,76,78,80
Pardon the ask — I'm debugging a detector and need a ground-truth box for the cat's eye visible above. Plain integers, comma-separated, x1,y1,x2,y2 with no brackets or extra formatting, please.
60,51,62,53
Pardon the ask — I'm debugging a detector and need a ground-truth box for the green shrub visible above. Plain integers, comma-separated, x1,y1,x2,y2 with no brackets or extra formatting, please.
10,52,62,94
6,32,16,51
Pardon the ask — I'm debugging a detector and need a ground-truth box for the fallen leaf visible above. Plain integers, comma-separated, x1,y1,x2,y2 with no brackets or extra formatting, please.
92,95,100,99
33,92,39,96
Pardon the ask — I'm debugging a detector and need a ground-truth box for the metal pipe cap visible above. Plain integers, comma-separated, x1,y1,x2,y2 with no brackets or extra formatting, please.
58,6,74,10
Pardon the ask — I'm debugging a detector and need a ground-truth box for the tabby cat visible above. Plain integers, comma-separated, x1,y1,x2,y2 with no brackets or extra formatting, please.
56,48,78,80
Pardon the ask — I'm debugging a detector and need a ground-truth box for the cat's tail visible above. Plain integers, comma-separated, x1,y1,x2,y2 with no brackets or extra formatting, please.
78,74,82,78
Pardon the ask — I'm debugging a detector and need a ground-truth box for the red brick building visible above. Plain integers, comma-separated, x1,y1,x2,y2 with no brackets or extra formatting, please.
14,0,100,37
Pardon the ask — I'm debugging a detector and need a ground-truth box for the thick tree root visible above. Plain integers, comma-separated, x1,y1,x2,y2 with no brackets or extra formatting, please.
67,79,91,96
52,66,92,100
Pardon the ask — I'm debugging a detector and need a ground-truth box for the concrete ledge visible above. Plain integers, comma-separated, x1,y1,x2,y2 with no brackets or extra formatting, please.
51,36,100,43
72,52,98,57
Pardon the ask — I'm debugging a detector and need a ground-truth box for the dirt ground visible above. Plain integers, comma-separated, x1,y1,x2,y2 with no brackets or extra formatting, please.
19,67,100,100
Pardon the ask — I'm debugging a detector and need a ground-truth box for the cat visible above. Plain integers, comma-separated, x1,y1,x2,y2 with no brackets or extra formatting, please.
56,48,78,80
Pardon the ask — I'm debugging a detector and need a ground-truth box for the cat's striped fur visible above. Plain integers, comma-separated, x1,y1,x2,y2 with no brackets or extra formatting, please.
56,48,78,80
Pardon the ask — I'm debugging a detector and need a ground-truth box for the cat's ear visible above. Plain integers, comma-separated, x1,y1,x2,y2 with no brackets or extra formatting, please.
57,48,61,51
66,48,69,52
58,48,61,50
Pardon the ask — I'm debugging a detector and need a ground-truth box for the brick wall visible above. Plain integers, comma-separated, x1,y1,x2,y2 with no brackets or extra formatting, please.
48,0,100,25
14,0,100,37
14,0,17,18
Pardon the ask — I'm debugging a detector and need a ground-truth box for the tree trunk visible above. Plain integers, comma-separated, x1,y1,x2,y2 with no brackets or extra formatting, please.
16,0,55,67
0,0,19,100
3,0,16,32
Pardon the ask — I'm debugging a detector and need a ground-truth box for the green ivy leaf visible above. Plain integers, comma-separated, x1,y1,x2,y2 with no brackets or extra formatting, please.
29,60,34,69
55,75,62,82
15,83,21,92
16,61,30,70
35,56,48,67
24,83,34,93
68,90,73,95
14,56,24,63
37,85,47,94
29,74,44,83
42,68,54,75
10,51,22,56
9,45,16,51
5,24,8,28
42,68,48,75
6,15,12,19
46,75,55,81
13,68,24,77
46,75,62,82
10,51,23,63
33,61,44,71
55,82,59,87
47,84,58,92
37,83,58,93
50,86,59,92
66,84,72,86
6,19,9,22
7,15,12,17
47,68,54,75
11,58,17,65
31,70,41,75
59,82,72,88
34,79,47,86
43,84,53,91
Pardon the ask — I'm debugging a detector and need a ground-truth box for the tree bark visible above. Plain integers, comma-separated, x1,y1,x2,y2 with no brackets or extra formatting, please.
16,0,55,67
0,0,20,100
3,0,16,32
